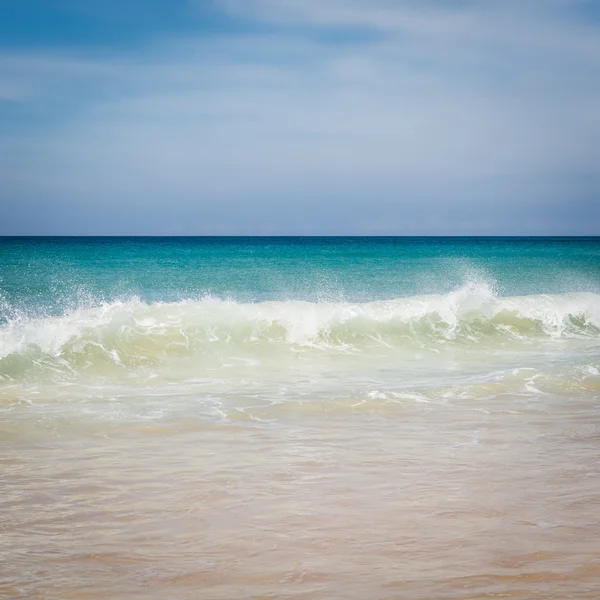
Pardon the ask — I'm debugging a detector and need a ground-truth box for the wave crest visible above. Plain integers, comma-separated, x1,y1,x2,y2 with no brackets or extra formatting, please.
1,284,599,381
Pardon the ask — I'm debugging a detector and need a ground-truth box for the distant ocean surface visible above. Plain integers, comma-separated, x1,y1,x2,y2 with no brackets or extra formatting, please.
2,237,600,599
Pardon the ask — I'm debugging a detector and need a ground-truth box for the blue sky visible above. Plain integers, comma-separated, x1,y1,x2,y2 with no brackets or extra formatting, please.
1,0,599,235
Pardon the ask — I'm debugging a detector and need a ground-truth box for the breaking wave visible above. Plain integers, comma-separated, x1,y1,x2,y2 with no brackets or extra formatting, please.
1,283,599,382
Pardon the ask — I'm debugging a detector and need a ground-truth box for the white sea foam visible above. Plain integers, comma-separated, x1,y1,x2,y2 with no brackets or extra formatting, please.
1,283,599,365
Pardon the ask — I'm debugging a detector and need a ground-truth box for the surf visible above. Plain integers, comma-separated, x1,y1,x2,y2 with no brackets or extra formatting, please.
1,282,599,383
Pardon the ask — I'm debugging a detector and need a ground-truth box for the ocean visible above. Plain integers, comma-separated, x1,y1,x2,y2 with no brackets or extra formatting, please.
1,236,600,599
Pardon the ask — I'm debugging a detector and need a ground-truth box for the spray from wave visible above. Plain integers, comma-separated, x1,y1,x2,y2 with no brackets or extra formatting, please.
1,281,599,383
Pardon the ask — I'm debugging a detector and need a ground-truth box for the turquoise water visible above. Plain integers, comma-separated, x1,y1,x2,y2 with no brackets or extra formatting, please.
1,237,600,390
2,237,600,599
2,238,600,316
1,234,599,407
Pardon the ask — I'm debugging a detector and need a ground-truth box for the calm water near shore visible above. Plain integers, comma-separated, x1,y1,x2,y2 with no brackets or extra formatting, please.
1,236,600,599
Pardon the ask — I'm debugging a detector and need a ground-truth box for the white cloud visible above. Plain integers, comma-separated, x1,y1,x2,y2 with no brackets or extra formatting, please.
217,0,600,61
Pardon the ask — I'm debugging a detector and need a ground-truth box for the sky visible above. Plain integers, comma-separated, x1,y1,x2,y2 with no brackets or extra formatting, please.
0,0,599,235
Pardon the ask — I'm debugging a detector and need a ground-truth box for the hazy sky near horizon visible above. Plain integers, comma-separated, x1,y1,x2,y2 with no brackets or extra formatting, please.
1,0,599,235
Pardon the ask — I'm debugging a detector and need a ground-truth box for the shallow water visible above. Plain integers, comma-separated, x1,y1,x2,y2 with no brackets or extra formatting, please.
1,237,600,599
